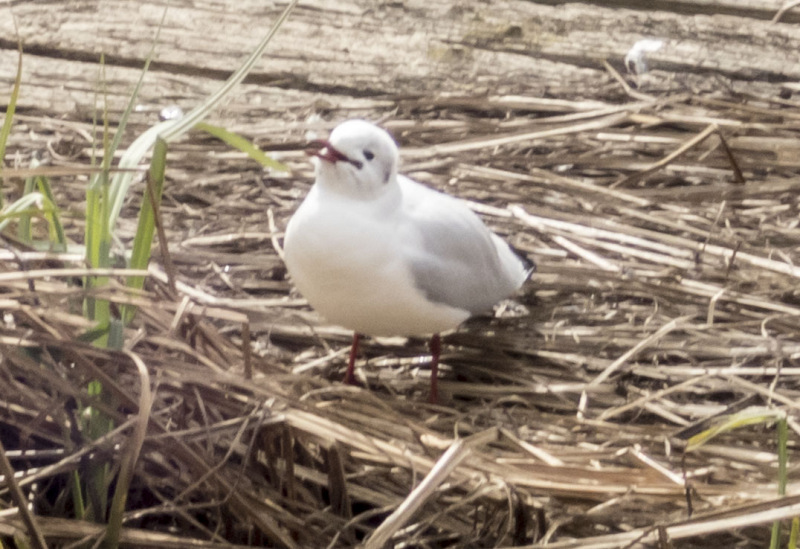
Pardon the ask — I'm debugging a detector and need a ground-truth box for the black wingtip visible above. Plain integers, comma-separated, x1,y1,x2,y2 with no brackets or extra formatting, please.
509,242,536,279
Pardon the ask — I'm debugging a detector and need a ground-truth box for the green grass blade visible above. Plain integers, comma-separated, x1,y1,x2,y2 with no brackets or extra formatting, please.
70,470,86,520
16,172,36,242
194,122,287,171
160,0,298,143
13,162,66,250
107,116,287,236
35,174,66,251
11,535,31,549
107,119,179,233
685,407,785,452
77,324,111,343
84,56,112,331
0,39,23,210
688,409,790,548
84,169,111,328
105,4,170,233
103,352,152,549
85,4,168,332
122,136,167,323
777,416,788,498
102,8,168,174
0,193,50,232
769,416,789,549
119,1,297,324
107,318,125,350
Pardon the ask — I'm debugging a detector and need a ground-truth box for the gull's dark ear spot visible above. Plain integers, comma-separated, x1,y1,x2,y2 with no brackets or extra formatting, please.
382,166,391,184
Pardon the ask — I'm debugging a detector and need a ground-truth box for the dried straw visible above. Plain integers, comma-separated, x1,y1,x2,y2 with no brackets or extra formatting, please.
2,83,800,547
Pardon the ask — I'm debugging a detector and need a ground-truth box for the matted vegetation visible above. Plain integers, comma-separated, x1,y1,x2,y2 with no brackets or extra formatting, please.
2,31,800,549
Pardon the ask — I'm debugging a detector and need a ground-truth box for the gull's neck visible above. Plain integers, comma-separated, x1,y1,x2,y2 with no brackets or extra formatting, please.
315,167,400,203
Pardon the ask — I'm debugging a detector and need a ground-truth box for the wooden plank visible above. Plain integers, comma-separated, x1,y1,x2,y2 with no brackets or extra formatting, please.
532,0,794,21
1,0,799,124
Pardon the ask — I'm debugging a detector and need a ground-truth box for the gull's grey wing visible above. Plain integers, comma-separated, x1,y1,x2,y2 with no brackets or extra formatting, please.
398,177,527,314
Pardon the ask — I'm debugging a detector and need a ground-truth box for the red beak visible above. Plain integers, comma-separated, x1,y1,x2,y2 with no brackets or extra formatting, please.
306,139,350,164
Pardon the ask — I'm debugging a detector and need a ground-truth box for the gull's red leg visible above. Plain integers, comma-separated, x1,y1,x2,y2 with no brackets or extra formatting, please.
344,332,361,385
428,333,441,403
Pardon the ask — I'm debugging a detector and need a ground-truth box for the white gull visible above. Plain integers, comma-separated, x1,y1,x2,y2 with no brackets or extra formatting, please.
283,119,529,401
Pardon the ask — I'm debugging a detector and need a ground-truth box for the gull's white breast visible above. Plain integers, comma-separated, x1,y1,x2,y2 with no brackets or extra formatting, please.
283,184,471,337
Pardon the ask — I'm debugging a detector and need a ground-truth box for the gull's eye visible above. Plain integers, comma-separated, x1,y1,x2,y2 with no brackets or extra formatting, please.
363,150,375,161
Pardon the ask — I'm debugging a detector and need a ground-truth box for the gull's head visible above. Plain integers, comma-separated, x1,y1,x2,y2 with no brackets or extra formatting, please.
308,120,399,199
